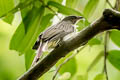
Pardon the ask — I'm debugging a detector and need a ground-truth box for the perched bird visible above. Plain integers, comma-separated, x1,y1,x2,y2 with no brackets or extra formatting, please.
32,16,83,66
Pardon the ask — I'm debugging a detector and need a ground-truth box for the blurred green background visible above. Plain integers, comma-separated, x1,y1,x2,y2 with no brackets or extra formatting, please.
0,20,25,80
0,0,120,80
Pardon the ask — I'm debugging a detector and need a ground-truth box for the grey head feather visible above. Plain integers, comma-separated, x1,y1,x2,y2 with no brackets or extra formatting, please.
62,16,83,24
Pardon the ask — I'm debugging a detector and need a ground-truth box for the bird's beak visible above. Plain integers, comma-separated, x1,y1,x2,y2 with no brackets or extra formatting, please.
77,16,84,20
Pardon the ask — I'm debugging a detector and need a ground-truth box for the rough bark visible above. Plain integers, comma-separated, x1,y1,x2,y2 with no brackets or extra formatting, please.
18,9,120,80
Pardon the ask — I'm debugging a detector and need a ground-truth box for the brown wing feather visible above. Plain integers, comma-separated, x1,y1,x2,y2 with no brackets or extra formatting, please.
42,22,74,40
32,21,75,50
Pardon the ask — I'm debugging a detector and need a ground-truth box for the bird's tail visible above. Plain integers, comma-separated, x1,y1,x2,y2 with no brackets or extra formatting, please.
31,41,46,66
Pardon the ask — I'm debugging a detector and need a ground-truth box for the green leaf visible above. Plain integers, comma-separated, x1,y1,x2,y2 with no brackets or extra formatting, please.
34,0,42,8
25,49,35,70
9,23,25,51
24,13,54,69
77,19,90,31
9,5,33,51
110,30,120,47
87,51,103,72
48,1,83,16
94,73,106,80
20,3,34,20
18,6,44,55
9,6,45,55
48,1,90,30
0,0,33,20
0,0,14,24
108,50,120,70
58,72,71,80
76,73,88,80
56,52,77,77
49,0,63,4
40,13,54,29
88,38,101,46
59,58,76,76
66,0,78,8
39,67,56,80
83,0,100,18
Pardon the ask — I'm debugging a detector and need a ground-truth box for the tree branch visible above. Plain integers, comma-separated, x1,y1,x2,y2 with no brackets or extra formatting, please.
18,9,120,80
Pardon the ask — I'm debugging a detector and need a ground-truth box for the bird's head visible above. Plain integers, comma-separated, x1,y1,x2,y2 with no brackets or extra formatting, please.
62,16,83,24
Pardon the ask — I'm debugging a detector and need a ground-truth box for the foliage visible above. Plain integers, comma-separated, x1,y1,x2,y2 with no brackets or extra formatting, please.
0,0,120,80
93,73,106,80
108,50,120,70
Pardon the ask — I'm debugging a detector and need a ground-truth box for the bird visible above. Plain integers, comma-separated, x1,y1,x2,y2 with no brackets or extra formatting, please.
31,16,83,66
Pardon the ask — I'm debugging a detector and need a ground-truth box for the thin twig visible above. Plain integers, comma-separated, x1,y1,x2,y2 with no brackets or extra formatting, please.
104,31,109,80
106,0,114,9
87,51,103,72
46,5,61,20
39,0,61,20
103,0,120,79
52,45,86,80
103,1,113,79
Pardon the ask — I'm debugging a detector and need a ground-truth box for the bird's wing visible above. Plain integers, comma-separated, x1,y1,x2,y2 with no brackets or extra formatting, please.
32,23,75,50
42,23,75,41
